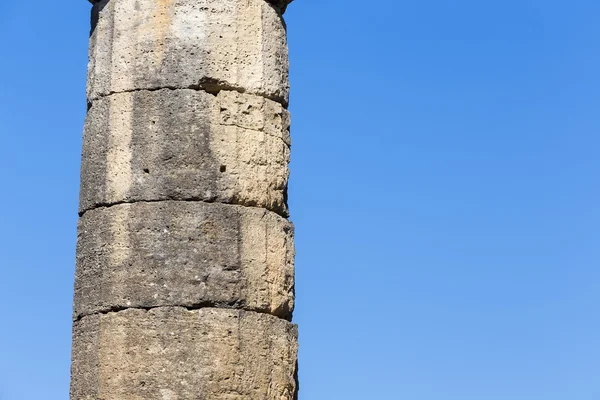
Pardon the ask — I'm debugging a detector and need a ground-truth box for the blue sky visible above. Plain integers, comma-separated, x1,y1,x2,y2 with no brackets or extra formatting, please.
1,0,600,399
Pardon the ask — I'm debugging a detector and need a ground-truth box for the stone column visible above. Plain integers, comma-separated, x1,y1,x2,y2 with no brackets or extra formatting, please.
70,0,298,399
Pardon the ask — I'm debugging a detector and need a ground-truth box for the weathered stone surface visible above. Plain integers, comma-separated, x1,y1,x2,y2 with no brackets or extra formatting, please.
71,307,298,400
74,201,295,320
89,0,294,15
73,0,299,396
88,0,290,104
79,89,291,216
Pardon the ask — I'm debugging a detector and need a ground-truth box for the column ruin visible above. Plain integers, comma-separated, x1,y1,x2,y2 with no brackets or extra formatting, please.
70,0,298,398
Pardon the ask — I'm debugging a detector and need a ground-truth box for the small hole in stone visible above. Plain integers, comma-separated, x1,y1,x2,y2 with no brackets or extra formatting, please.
143,168,150,174
219,165,227,173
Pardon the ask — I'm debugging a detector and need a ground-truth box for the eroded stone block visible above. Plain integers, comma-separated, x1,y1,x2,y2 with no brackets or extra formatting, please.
88,0,290,104
71,307,298,400
79,89,291,216
74,201,295,320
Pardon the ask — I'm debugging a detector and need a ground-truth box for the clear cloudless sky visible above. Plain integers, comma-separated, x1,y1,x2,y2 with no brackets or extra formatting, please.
1,0,600,399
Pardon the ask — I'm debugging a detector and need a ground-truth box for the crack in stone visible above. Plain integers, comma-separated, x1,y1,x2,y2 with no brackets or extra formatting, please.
78,198,291,220
88,82,289,110
74,304,294,323
222,120,291,146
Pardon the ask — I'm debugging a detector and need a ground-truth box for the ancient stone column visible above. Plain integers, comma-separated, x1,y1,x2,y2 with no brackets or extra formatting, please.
70,0,298,398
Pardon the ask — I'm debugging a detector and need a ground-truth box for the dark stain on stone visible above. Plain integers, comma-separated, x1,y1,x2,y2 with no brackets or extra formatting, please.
90,0,109,36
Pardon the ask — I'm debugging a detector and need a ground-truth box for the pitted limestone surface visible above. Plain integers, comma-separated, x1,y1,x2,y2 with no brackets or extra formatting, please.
73,0,299,397
71,307,298,400
79,89,291,217
74,201,295,320
88,0,290,105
